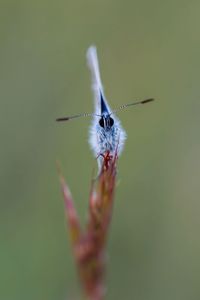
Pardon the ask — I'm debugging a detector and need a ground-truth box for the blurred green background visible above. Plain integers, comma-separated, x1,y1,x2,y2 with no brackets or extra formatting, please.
1,0,200,299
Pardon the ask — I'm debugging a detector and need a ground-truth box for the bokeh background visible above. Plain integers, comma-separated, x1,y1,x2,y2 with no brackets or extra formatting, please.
1,0,200,299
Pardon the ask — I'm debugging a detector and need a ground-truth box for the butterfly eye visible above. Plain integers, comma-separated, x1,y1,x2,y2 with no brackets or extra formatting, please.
109,117,114,127
99,117,105,128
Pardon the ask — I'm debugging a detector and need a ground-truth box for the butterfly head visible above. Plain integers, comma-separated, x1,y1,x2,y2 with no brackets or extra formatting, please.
99,115,114,130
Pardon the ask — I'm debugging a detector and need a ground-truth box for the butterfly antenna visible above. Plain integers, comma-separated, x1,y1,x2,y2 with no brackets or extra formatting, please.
56,112,101,122
112,98,154,114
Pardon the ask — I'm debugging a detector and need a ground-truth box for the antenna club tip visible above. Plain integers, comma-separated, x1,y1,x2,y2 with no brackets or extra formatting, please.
56,117,70,122
141,98,155,104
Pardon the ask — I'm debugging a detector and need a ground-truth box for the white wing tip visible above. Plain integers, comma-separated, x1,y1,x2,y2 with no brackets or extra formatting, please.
87,45,97,56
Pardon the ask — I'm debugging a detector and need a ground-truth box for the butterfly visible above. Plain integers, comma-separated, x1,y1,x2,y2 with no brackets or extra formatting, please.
57,46,154,170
